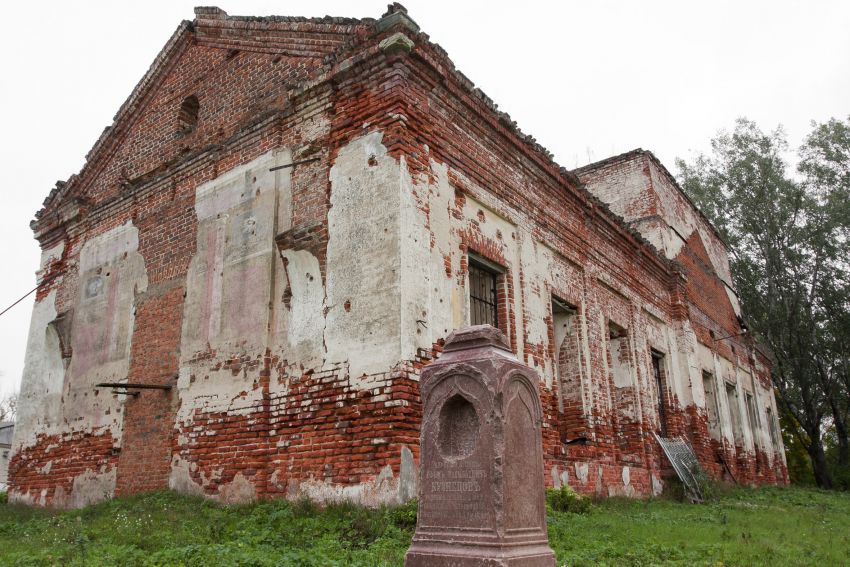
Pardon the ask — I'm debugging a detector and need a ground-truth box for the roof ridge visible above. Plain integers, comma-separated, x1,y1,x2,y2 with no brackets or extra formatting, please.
194,5,372,25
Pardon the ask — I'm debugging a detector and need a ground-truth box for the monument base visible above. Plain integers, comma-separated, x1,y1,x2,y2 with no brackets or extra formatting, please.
405,541,556,567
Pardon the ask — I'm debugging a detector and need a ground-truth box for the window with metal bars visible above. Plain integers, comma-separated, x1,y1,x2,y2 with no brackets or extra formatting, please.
468,259,499,328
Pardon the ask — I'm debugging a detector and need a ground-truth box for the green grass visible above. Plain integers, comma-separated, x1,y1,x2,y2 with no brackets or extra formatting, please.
0,486,847,566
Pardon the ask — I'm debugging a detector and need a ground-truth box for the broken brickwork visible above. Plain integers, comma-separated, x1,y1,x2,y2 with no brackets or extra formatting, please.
10,4,786,508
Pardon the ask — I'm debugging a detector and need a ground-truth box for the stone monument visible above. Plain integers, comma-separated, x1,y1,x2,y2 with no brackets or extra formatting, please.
405,325,556,566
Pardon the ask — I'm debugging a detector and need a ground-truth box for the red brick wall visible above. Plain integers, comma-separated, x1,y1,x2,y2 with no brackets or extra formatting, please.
16,9,785,507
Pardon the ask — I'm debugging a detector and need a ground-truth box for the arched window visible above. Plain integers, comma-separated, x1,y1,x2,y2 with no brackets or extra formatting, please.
177,95,199,132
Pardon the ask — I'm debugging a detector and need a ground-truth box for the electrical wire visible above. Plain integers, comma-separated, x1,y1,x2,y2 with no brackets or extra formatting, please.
0,272,62,319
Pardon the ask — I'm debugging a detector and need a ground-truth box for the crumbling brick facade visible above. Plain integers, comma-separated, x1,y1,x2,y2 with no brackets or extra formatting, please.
10,4,786,508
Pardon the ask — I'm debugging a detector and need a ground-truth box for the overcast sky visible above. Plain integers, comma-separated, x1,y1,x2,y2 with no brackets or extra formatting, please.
1,0,848,397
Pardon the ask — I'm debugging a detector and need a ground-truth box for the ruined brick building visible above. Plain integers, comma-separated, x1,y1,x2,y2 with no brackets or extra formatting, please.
10,5,787,507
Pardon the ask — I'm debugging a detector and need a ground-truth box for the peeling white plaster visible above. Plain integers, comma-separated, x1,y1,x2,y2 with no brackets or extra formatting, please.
326,132,403,380
574,462,589,484
218,472,257,504
15,290,63,451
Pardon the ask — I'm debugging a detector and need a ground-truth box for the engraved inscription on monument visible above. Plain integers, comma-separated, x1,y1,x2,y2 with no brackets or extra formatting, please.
418,379,494,531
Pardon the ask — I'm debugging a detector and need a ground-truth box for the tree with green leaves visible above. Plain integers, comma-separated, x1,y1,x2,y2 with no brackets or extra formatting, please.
676,117,850,489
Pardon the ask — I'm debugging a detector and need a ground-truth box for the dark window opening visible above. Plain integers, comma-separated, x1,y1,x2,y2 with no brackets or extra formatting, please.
469,257,500,328
651,350,668,436
178,95,200,132
745,392,760,447
766,407,781,451
703,370,721,439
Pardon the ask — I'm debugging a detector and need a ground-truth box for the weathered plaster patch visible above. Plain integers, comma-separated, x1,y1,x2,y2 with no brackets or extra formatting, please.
278,249,324,369
574,462,589,484
65,222,148,435
218,472,257,504
46,467,117,509
651,474,663,496
178,151,288,423
292,464,403,506
326,132,403,381
398,445,417,502
15,291,63,451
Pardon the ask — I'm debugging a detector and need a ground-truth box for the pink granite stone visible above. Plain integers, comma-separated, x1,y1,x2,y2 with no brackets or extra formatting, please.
405,325,557,566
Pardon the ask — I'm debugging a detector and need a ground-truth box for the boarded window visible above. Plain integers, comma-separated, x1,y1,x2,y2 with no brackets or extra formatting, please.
468,258,499,328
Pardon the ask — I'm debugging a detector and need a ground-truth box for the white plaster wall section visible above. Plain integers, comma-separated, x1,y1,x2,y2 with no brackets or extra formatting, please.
419,160,465,346
552,304,571,412
177,151,286,427
325,131,402,382
34,240,64,280
704,347,736,447
518,236,554,383
66,467,117,509
65,221,148,435
673,318,703,409
292,463,403,506
14,291,63,451
646,163,699,259
723,286,743,318
628,307,648,428
763,389,786,466
583,166,650,220
420,162,530,352
398,155,435,362
277,249,324,369
695,222,734,285
422,161,458,346
642,311,676,424
183,149,287,355
13,243,65,463
717,355,740,443
574,462,589,485
577,298,594,417
597,312,615,416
